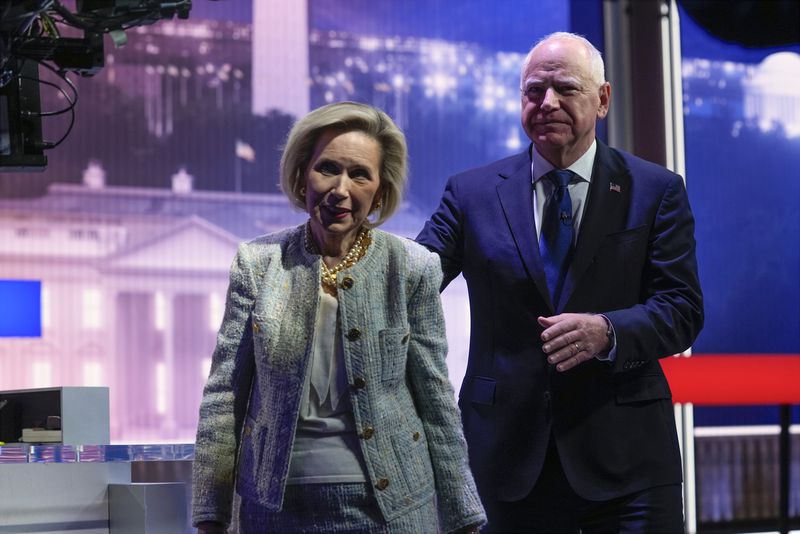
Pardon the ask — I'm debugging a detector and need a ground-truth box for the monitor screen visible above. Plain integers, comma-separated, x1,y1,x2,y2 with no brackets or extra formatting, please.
0,279,41,337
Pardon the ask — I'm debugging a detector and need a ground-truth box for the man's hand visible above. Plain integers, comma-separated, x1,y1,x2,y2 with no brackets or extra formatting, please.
538,313,611,372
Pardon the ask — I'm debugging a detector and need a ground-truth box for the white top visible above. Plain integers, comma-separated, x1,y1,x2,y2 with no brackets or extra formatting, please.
286,289,367,484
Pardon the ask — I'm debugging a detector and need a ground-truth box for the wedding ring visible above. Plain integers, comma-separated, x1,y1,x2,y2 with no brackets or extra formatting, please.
573,342,580,353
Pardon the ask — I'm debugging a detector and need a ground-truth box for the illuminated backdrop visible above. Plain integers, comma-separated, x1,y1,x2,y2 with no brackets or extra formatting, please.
0,0,572,444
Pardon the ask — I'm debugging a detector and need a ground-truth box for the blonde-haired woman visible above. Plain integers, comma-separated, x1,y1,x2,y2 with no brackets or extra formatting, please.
192,101,485,534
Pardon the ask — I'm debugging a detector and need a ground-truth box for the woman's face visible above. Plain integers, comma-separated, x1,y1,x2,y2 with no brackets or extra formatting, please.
304,129,382,245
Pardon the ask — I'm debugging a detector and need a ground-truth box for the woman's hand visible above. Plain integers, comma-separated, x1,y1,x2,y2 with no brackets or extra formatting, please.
196,521,227,534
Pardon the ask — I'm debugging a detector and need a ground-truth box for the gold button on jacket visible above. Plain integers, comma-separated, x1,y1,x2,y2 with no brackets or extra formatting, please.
346,328,361,341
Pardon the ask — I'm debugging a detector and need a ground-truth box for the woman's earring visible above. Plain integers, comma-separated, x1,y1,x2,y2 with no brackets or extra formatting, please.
375,200,382,209
299,186,306,197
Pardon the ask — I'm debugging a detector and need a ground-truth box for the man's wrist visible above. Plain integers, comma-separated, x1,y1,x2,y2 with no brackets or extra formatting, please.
600,314,614,350
594,314,616,362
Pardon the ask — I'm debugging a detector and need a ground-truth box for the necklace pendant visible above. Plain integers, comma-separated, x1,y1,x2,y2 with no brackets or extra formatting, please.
306,221,371,292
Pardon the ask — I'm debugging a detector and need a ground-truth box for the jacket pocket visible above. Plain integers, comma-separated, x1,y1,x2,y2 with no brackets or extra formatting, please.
460,375,497,406
390,427,433,493
379,327,409,385
597,225,648,256
236,413,266,494
591,226,649,305
606,224,648,244
615,373,672,404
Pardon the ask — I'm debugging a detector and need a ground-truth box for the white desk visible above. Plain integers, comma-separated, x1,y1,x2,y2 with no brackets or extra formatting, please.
0,444,192,534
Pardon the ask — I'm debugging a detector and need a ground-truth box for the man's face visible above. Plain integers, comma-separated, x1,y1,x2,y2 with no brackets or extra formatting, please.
520,37,610,166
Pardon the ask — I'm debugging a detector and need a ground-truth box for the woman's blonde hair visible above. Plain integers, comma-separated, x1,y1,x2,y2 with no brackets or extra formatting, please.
280,101,408,227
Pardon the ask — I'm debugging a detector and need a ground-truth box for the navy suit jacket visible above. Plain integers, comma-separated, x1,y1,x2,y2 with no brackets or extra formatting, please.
417,141,703,502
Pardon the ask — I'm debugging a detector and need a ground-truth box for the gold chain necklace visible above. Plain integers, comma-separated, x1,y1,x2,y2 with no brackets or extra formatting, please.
305,221,371,291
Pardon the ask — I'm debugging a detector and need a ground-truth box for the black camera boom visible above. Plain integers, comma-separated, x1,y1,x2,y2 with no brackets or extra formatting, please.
0,0,192,172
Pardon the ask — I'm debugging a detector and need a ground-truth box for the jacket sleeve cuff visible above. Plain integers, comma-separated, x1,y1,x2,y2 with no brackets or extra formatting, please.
594,314,617,362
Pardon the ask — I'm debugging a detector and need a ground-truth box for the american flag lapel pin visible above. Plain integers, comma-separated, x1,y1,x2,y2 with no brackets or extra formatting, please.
609,182,622,193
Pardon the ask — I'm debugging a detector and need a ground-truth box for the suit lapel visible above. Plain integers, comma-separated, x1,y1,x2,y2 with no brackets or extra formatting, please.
558,141,631,311
495,149,554,310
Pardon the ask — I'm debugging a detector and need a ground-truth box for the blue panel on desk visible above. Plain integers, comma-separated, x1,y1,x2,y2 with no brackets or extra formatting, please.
0,280,41,337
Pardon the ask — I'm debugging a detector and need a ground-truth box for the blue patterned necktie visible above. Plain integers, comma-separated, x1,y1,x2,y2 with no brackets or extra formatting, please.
539,169,575,305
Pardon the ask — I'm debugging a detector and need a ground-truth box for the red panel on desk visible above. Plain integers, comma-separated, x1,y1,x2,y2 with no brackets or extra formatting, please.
661,354,800,405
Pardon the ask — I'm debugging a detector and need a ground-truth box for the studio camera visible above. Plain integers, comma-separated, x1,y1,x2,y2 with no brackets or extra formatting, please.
0,0,192,172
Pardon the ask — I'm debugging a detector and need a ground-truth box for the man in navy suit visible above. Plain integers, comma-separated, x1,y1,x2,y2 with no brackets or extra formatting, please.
417,32,703,533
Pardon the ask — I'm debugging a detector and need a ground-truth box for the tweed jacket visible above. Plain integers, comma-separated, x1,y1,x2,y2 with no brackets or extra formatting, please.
192,224,486,532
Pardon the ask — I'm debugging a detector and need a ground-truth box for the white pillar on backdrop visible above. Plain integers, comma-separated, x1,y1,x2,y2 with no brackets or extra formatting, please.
252,0,310,118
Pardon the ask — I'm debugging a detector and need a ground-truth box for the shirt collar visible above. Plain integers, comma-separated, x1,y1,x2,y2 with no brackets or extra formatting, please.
531,139,597,184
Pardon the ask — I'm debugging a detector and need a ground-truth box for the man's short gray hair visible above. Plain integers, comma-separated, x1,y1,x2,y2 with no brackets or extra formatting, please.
520,31,606,88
